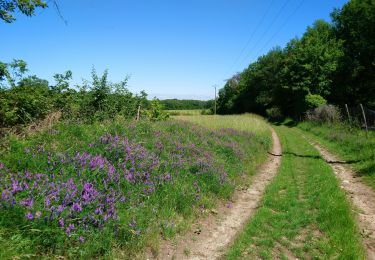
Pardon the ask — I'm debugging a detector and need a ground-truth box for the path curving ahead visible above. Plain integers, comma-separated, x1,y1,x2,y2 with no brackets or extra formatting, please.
147,128,282,260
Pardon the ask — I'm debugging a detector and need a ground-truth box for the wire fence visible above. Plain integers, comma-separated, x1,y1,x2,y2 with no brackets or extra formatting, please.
343,104,375,131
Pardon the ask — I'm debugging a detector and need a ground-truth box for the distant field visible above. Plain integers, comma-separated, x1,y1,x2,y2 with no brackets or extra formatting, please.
165,109,208,116
175,114,271,140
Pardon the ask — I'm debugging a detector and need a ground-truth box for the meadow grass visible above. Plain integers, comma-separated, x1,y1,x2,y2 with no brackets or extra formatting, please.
298,122,375,190
226,125,364,259
175,114,271,142
165,109,207,116
0,116,269,259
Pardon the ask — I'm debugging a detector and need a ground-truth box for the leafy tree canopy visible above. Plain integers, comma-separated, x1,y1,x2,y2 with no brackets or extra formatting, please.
0,0,47,23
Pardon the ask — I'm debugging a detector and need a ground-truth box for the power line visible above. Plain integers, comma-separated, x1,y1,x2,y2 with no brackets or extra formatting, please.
234,0,291,71
225,0,275,77
252,0,305,59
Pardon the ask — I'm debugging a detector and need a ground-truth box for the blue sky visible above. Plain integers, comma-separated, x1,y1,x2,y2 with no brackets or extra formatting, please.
1,0,347,100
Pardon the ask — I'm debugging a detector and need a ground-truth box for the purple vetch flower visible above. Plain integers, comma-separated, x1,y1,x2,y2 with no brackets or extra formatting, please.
155,140,164,150
164,173,172,182
1,190,10,201
0,162,4,169
11,180,22,193
108,165,115,177
44,197,51,208
59,218,64,227
57,205,65,213
71,202,82,212
20,198,34,208
24,171,32,179
124,170,134,183
66,223,74,235
94,207,102,215
79,236,85,243
23,182,29,190
26,212,33,220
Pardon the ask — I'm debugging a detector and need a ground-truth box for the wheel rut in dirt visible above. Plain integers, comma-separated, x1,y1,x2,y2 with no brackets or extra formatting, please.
310,140,375,259
147,128,282,260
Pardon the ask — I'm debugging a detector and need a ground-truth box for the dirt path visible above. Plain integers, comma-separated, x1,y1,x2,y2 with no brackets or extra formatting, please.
309,140,375,259
146,128,282,260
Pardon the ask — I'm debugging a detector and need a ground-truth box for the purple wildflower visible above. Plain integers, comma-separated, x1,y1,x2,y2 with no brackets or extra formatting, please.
71,202,82,212
79,236,85,243
26,212,33,220
66,223,75,235
59,218,64,227
20,198,34,208
57,205,65,213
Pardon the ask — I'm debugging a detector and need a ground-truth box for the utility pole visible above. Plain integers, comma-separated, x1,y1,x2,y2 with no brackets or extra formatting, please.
214,85,217,115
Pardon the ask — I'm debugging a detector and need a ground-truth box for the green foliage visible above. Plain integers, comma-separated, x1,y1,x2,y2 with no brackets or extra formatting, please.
0,61,149,128
146,98,169,121
0,75,52,126
331,0,375,106
0,0,47,23
304,93,327,110
266,107,283,121
218,0,374,119
160,99,212,110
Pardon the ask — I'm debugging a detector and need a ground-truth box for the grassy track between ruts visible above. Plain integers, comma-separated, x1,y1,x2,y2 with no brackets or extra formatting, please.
298,122,375,191
226,125,365,259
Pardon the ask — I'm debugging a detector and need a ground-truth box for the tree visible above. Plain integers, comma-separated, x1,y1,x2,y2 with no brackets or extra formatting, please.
331,0,375,106
281,20,343,116
0,0,47,23
0,59,28,88
216,73,242,114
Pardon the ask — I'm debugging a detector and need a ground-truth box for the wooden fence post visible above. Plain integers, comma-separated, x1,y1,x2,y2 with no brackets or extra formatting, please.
136,105,141,121
360,104,368,138
345,104,351,124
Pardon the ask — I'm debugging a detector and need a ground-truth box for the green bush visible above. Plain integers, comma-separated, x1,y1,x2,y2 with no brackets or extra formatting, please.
305,93,327,110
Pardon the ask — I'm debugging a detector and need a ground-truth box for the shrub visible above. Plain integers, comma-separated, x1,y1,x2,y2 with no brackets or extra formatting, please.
266,107,284,121
145,98,169,121
305,93,327,110
306,104,342,123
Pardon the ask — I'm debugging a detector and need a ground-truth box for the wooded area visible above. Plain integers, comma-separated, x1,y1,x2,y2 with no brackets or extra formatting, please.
217,0,375,119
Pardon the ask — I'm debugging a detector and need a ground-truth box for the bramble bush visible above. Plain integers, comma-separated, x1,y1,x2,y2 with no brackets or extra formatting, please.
0,61,150,128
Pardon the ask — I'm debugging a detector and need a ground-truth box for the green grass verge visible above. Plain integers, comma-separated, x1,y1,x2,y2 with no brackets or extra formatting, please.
298,121,375,191
0,116,269,259
165,109,208,116
226,125,365,259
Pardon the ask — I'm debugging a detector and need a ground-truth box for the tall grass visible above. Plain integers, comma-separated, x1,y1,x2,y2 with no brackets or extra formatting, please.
175,114,271,145
166,109,208,116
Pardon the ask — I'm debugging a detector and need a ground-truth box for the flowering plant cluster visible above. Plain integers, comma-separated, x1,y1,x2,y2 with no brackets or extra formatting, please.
0,120,260,256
